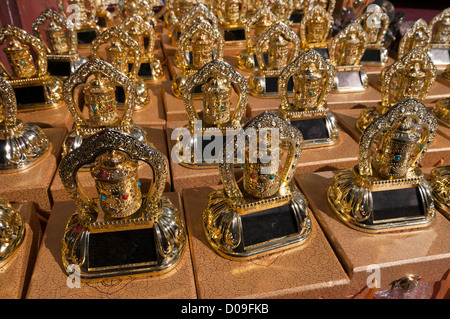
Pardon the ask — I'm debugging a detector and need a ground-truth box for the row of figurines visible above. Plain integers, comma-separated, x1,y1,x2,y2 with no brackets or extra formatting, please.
0,96,449,280
0,3,449,112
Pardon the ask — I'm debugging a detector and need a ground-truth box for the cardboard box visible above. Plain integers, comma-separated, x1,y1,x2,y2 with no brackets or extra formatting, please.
50,126,172,203
295,171,450,297
333,107,450,168
182,186,351,299
0,202,42,299
361,57,395,75
25,193,197,299
0,127,65,214
17,104,73,133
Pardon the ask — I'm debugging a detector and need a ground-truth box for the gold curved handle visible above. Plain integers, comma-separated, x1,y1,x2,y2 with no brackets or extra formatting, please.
0,76,18,129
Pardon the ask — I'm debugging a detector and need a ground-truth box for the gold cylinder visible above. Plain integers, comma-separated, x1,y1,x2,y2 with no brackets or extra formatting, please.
106,40,128,74
201,76,232,126
293,63,323,110
83,75,118,126
3,38,37,79
268,34,289,70
192,31,214,70
45,21,70,54
91,150,142,218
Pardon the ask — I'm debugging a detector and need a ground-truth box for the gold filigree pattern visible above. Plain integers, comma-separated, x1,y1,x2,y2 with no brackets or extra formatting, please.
398,18,431,59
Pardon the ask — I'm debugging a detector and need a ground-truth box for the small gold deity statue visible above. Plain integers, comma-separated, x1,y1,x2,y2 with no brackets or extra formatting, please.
428,7,450,65
298,5,333,56
0,76,49,171
91,26,150,109
432,97,450,128
60,129,186,280
278,49,338,147
397,18,431,59
214,0,248,44
328,21,369,92
428,165,450,218
202,111,311,259
32,8,88,78
167,1,212,46
248,22,301,97
119,15,164,81
303,0,335,16
57,0,100,45
172,18,224,99
355,4,389,65
236,6,279,72
61,58,147,158
0,198,25,265
328,98,437,232
174,59,248,168
0,25,64,111
357,48,436,133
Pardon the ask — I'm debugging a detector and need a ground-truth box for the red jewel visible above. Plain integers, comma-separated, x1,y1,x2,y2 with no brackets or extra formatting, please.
280,165,283,170
250,174,256,179
411,153,416,158
122,194,128,200
108,105,112,109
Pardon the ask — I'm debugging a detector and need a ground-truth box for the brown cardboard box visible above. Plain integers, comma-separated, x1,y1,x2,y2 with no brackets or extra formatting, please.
0,127,65,214
0,202,42,299
50,126,172,203
25,193,197,299
17,104,73,133
334,107,450,168
182,186,351,299
129,86,167,127
295,171,450,297
361,57,394,75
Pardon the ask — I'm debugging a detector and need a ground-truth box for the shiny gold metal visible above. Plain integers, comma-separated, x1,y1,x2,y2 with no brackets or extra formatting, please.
428,165,450,218
32,8,88,77
236,6,279,72
248,21,301,97
172,18,224,98
270,0,294,25
398,18,431,59
117,0,156,25
95,0,116,29
0,25,64,111
428,7,450,65
202,111,311,260
327,98,437,233
444,64,450,80
91,25,150,109
432,97,450,128
298,5,333,50
357,48,436,133
0,76,49,172
328,21,368,92
0,198,25,265
278,49,338,147
355,4,389,64
61,58,147,158
119,15,163,81
60,129,185,280
214,0,248,44
57,0,100,44
247,0,265,15
176,59,248,168
303,0,335,16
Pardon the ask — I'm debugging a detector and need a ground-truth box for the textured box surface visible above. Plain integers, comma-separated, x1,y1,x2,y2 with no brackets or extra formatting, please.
26,193,197,299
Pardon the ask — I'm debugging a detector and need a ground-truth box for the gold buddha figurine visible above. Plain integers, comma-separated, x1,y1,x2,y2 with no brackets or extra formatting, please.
432,97,450,128
119,15,163,81
357,48,436,133
172,19,224,99
278,49,338,147
236,6,279,72
214,0,248,44
248,22,301,97
298,5,333,55
397,18,431,59
61,58,147,159
174,59,248,167
0,198,25,266
355,4,389,65
328,98,437,232
428,7,450,66
57,0,100,45
91,26,150,109
32,8,88,78
428,165,450,218
328,22,368,92
60,129,186,280
0,76,50,171
202,111,311,259
0,25,64,111
303,0,335,16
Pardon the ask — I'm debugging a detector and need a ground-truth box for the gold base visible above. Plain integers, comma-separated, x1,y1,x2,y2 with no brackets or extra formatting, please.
327,169,436,233
61,196,186,281
202,184,312,260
